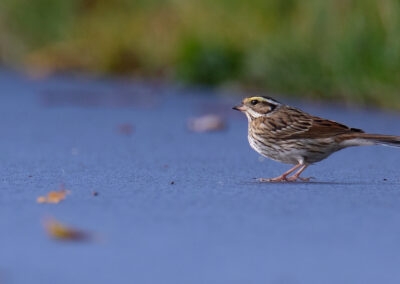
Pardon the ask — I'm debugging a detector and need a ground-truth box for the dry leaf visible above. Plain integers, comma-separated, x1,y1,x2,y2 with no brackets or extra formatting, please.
37,189,70,204
117,123,134,136
187,114,226,132
43,218,90,241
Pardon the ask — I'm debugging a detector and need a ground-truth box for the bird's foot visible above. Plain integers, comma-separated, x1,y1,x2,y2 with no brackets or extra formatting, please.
257,176,288,182
286,176,315,182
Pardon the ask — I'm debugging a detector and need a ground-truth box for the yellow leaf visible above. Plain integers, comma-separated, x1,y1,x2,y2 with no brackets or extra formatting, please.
37,189,70,204
43,218,90,241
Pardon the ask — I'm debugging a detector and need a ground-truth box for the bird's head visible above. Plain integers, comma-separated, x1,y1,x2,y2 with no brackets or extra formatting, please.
233,96,281,120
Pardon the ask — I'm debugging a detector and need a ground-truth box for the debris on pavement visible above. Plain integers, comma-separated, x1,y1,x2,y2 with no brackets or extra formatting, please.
117,123,134,136
37,189,70,204
92,191,99,196
187,114,226,132
43,218,91,241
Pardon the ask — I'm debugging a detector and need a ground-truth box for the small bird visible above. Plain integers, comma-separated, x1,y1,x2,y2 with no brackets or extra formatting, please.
233,96,400,182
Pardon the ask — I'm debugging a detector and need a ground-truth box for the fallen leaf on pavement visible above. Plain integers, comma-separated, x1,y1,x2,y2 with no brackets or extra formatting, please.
117,123,134,136
37,189,70,204
43,218,91,241
187,114,226,132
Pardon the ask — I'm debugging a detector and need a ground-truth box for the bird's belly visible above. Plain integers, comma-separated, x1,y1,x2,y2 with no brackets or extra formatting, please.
248,135,300,164
248,135,339,165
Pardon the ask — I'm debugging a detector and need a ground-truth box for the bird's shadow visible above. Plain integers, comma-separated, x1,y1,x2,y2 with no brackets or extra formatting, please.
239,179,399,186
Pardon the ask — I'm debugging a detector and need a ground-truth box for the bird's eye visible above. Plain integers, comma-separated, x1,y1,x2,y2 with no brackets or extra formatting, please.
250,100,258,105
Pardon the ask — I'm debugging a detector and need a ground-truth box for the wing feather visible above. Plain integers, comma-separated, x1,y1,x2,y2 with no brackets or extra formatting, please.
252,106,364,139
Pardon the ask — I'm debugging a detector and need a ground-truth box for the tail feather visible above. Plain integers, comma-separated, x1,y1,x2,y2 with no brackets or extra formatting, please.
341,133,400,148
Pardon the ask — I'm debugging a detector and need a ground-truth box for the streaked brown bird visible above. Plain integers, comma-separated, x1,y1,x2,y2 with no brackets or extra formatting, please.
233,96,400,182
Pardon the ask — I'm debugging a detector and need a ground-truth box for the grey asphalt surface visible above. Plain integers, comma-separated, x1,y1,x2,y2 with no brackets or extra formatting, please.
1,69,400,284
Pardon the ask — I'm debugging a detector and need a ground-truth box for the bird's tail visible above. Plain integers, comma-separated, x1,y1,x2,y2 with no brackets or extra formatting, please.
341,133,400,148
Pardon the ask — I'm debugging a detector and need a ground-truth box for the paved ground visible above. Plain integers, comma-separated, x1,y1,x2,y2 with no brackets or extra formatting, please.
1,69,400,284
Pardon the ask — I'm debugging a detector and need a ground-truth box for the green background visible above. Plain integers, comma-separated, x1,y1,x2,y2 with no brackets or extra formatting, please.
1,0,400,109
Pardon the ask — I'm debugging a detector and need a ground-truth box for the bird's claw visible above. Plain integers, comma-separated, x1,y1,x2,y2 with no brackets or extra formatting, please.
286,176,315,182
257,177,288,182
256,176,315,182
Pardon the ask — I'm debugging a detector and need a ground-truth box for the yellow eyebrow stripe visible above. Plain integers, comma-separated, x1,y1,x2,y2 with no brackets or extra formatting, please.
243,97,268,103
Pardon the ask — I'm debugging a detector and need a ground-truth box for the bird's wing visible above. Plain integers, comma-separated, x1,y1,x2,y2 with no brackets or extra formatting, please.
255,107,364,139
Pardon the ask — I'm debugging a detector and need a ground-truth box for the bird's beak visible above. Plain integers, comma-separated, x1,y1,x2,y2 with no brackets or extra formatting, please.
233,105,247,112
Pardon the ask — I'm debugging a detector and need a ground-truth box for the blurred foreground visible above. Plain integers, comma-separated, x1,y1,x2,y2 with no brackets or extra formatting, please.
1,0,400,109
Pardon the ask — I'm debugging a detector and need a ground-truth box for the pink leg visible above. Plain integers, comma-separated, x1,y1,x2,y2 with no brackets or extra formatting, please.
287,165,312,181
258,164,302,182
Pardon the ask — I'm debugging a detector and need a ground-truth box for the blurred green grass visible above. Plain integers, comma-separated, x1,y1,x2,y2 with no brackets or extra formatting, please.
1,0,400,109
